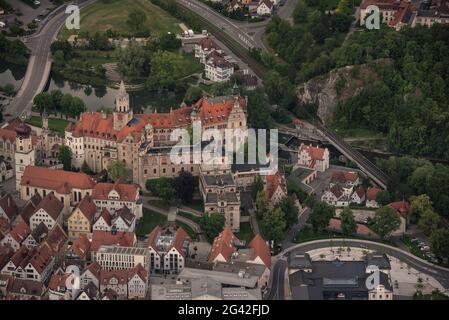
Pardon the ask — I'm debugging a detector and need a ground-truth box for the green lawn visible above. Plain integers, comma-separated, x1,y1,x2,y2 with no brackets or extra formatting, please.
59,0,181,39
184,199,204,212
177,211,201,224
235,222,254,244
177,53,204,78
25,116,70,135
136,208,167,236
72,49,118,67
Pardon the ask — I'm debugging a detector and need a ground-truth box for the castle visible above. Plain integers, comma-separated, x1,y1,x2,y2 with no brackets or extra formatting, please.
64,81,248,187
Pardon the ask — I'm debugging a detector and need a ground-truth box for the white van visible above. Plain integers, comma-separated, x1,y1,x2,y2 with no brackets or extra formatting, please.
0,21,6,28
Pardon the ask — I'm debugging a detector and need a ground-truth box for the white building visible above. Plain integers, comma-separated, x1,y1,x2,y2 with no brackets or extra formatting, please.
298,143,329,172
147,224,191,274
204,51,234,82
95,245,150,272
29,192,64,231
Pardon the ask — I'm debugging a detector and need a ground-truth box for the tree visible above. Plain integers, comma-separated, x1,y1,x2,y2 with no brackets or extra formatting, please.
116,42,149,80
145,177,175,205
340,207,357,236
126,9,147,33
199,214,225,241
246,88,274,129
309,202,334,233
184,86,202,104
370,206,401,239
174,170,196,204
410,194,433,224
251,176,264,200
279,196,298,227
146,51,186,91
430,228,449,260
107,160,131,182
375,191,391,207
1,83,15,96
260,208,286,243
58,146,72,171
81,161,92,175
255,190,269,219
417,209,439,236
33,92,54,114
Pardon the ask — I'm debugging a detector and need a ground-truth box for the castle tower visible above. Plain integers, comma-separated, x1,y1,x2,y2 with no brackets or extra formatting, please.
14,123,35,191
113,81,133,131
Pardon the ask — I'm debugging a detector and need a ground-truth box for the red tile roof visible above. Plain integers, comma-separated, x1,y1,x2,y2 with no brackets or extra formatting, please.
33,192,63,221
331,171,359,184
265,171,287,200
21,166,96,193
8,221,31,244
48,273,71,290
0,217,11,237
208,227,239,262
0,245,14,270
91,230,136,252
299,143,326,161
83,261,101,280
147,224,190,256
92,182,139,202
73,195,97,223
354,186,366,199
95,208,112,227
128,263,147,282
248,233,271,268
100,269,128,285
69,234,91,260
0,194,19,221
44,224,68,254
29,242,54,274
198,37,219,51
389,200,410,218
195,96,246,126
9,245,32,268
366,187,382,201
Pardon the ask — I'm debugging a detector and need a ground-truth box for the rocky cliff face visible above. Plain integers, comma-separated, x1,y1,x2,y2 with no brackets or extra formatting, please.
296,60,391,124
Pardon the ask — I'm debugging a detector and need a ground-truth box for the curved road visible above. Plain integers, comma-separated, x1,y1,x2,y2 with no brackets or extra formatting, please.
266,238,449,300
178,0,298,50
3,0,97,122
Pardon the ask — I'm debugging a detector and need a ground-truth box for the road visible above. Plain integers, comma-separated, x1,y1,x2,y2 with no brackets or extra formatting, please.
266,238,449,299
177,0,298,50
3,0,96,122
266,259,287,300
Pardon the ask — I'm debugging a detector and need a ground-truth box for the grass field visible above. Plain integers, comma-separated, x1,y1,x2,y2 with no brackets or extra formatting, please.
59,0,180,39
136,208,167,236
25,116,70,135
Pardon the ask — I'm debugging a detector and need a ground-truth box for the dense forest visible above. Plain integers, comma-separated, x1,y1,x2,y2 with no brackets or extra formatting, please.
0,34,29,65
264,0,449,160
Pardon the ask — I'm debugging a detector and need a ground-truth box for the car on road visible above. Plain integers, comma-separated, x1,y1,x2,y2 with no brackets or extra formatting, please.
34,1,41,5
0,21,5,28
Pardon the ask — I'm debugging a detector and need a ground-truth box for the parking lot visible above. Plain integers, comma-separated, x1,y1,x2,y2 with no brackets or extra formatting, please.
1,0,56,28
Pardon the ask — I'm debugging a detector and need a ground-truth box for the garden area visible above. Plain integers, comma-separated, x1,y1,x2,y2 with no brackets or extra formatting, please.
58,0,180,40
25,116,70,135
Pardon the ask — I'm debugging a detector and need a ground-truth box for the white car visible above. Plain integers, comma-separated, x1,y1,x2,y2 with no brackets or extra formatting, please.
0,21,5,28
34,0,41,5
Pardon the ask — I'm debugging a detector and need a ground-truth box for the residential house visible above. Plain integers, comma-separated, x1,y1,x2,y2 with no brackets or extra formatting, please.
147,224,191,274
80,261,101,289
264,171,287,207
7,279,46,300
68,195,97,240
13,193,42,227
127,264,148,300
257,0,274,15
48,272,79,300
0,221,31,251
208,227,241,263
351,186,366,205
321,185,350,207
93,208,112,232
298,143,329,172
204,51,234,82
22,222,48,249
76,281,99,300
0,159,14,181
66,234,91,266
388,200,410,235
366,187,382,208
29,192,64,231
195,37,220,64
99,269,128,299
0,194,19,224
111,206,136,232
91,181,142,219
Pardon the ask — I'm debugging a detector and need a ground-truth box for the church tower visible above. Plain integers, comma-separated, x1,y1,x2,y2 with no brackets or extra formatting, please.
113,81,133,131
14,123,35,191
